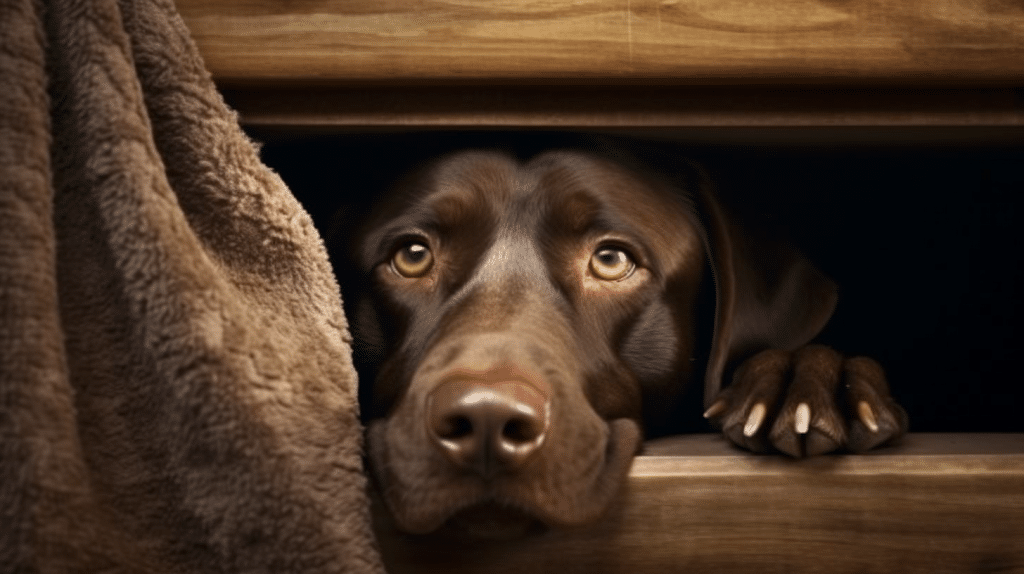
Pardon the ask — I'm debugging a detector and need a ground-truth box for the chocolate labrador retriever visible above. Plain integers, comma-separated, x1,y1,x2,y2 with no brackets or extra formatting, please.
332,143,907,537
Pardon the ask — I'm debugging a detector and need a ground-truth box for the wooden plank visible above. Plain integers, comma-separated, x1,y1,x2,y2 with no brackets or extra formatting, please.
174,0,1024,85
223,86,1024,132
371,433,1024,574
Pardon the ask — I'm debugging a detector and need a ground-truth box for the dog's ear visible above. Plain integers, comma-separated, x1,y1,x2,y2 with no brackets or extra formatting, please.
689,167,837,409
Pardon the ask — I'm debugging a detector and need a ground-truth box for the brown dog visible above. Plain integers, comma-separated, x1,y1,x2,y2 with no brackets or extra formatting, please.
332,145,907,538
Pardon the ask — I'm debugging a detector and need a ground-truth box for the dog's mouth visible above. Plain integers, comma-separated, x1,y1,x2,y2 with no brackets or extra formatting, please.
442,502,546,540
368,416,642,536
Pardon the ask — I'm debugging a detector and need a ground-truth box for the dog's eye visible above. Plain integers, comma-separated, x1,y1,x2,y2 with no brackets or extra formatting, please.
392,242,433,277
590,247,635,281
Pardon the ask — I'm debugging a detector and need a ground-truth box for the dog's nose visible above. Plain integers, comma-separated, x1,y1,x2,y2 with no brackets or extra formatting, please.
427,379,550,477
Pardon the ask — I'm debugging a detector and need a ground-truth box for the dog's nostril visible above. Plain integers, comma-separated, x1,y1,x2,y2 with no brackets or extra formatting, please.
439,415,474,440
502,418,540,443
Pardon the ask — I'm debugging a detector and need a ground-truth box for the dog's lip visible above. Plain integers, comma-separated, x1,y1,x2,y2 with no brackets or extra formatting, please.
521,417,641,528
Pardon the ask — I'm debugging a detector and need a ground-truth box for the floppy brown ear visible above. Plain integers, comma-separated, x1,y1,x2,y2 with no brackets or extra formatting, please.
691,172,838,410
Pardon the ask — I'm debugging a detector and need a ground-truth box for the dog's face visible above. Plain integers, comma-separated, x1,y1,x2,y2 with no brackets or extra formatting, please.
344,149,706,536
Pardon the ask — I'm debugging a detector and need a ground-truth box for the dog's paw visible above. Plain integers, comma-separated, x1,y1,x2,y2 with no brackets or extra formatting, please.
703,345,908,457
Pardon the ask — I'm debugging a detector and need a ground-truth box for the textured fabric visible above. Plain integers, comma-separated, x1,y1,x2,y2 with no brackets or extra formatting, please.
0,0,382,571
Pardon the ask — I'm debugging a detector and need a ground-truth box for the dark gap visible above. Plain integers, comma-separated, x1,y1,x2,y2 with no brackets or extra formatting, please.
251,129,1024,434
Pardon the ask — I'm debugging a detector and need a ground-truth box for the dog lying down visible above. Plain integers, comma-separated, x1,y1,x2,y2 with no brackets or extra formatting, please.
331,144,908,538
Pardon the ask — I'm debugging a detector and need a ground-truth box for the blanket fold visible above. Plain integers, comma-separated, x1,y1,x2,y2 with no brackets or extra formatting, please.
1,0,383,571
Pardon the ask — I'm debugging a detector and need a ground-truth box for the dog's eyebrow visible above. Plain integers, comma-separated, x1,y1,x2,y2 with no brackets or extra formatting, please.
535,158,640,233
361,223,421,266
363,190,495,265
372,193,473,237
377,224,427,247
543,187,637,237
537,190,655,272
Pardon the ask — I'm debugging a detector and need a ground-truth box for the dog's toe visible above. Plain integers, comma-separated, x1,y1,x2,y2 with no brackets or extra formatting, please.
720,401,772,453
769,401,845,457
767,347,846,457
708,349,792,453
843,357,908,452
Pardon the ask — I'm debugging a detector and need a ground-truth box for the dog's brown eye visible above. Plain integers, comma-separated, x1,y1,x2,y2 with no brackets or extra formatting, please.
392,242,433,277
590,247,634,281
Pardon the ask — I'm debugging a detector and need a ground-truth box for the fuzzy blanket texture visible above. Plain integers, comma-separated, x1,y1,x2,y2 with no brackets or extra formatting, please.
0,0,384,571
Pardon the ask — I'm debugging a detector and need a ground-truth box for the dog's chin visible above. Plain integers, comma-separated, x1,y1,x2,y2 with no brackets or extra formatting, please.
442,502,546,540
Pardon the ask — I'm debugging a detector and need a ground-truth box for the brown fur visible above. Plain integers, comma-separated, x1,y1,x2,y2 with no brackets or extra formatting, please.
340,147,907,537
0,0,382,571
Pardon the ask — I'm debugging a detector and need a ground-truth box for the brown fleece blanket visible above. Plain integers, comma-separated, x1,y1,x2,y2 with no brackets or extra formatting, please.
0,0,383,571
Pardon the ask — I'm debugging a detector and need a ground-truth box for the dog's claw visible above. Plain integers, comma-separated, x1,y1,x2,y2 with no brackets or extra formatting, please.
794,402,811,435
857,400,879,433
743,403,766,437
721,349,904,456
703,399,727,419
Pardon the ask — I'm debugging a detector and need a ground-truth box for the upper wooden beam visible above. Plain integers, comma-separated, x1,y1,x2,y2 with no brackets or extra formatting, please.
175,0,1024,85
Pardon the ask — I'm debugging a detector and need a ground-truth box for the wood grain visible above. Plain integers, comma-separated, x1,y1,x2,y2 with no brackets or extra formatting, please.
372,434,1024,574
174,0,1024,84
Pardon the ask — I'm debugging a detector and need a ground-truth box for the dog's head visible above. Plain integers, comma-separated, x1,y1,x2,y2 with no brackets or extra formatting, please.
334,146,835,537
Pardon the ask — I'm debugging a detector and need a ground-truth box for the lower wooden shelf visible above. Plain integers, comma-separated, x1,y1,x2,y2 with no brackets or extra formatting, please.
372,433,1024,574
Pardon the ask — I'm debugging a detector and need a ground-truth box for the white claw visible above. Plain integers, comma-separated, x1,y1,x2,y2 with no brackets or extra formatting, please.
743,403,767,437
794,402,811,435
858,401,880,433
703,399,727,419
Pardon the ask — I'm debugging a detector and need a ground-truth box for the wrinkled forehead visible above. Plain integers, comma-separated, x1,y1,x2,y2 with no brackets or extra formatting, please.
526,150,694,234
408,149,690,223
421,150,528,220
370,151,522,229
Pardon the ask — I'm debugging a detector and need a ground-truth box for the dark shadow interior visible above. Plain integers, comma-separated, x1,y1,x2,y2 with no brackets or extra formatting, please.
247,129,1024,434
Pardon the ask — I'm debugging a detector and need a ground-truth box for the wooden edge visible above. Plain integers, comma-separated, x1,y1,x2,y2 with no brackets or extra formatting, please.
640,432,1024,457
372,433,1024,574
223,86,1024,132
636,433,1024,475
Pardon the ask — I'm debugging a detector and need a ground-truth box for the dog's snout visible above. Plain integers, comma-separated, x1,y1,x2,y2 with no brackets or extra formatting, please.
427,378,550,477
